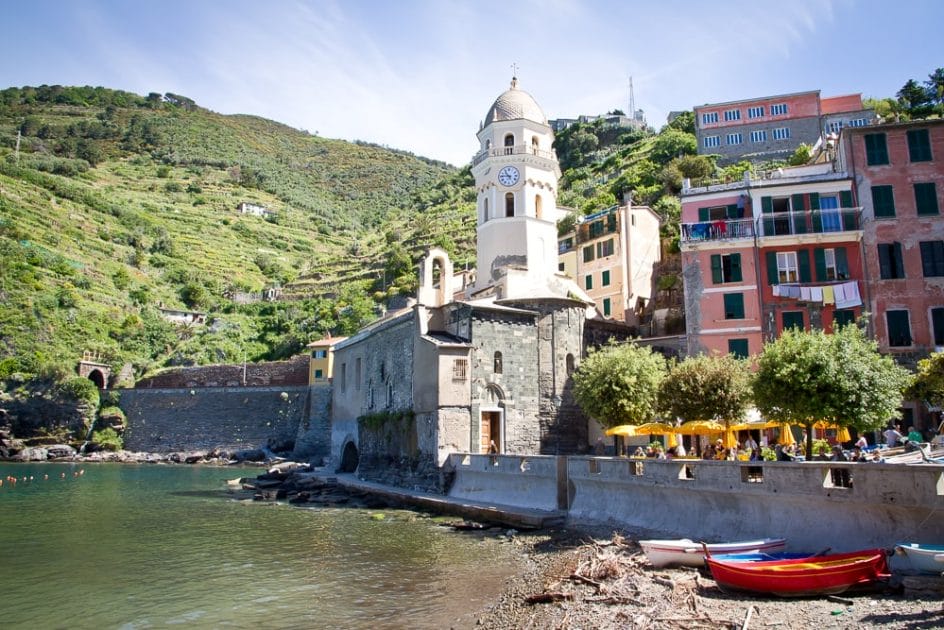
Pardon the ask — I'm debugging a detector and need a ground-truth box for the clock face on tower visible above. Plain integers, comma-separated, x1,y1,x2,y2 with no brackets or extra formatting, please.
497,165,520,186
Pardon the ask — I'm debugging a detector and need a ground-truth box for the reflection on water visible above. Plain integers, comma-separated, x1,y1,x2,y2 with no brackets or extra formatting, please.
0,463,520,629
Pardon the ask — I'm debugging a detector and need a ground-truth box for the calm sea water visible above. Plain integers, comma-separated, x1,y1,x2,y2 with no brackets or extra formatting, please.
0,463,521,629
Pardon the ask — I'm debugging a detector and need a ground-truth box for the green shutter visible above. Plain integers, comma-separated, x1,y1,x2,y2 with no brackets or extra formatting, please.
832,309,855,329
710,254,723,284
730,253,742,282
840,190,853,208
783,311,805,331
915,183,939,215
894,243,905,279
698,207,710,222
835,247,849,279
724,293,744,319
761,196,774,235
809,193,820,210
728,338,749,359
814,248,826,281
766,251,779,285
726,204,739,219
886,310,912,346
932,308,944,345
878,244,892,279
797,249,812,283
908,129,932,162
791,194,806,211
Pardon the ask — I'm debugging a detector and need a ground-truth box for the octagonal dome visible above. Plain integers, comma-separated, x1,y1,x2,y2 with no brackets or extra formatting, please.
484,78,547,125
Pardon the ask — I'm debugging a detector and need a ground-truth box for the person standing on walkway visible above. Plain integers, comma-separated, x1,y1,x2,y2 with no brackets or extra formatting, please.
884,424,903,447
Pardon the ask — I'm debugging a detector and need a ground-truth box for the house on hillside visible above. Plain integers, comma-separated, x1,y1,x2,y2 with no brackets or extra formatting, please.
237,202,276,218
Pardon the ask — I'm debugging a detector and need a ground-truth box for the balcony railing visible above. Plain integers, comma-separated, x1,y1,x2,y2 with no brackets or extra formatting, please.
471,144,558,166
681,218,755,243
680,208,862,244
758,208,861,238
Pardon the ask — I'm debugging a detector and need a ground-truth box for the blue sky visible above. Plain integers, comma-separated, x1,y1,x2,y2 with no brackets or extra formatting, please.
3,0,942,166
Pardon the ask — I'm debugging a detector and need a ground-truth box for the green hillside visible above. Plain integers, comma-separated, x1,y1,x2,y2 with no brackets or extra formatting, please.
0,85,474,381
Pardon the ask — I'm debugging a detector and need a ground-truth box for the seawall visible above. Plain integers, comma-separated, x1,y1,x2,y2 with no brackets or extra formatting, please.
120,386,309,453
447,454,944,551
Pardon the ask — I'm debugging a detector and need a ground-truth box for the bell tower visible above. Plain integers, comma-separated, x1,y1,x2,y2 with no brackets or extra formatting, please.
470,77,562,296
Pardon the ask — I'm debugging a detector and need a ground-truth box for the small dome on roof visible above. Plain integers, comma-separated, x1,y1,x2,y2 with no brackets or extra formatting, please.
484,77,547,125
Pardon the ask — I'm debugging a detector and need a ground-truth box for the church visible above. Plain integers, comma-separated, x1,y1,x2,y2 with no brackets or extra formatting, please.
326,79,637,489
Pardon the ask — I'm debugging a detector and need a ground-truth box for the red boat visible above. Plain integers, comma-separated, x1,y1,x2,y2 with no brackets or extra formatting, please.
704,546,890,597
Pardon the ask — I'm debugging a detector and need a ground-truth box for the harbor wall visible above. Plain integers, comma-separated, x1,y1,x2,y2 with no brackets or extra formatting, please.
446,454,944,551
120,386,310,453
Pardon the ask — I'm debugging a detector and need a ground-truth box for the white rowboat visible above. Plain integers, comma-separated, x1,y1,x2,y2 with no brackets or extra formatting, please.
895,543,944,574
640,537,787,568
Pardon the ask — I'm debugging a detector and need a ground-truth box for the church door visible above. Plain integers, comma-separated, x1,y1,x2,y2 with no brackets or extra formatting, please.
481,411,502,453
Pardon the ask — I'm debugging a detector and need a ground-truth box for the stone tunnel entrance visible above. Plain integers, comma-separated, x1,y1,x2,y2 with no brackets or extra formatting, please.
78,353,111,390
338,441,359,473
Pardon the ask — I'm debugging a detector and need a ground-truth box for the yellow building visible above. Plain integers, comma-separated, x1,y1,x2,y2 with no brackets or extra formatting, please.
307,336,347,385
558,202,661,325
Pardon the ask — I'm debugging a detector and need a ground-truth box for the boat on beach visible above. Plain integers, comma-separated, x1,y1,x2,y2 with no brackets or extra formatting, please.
639,537,786,568
704,547,890,596
711,551,824,563
895,543,944,574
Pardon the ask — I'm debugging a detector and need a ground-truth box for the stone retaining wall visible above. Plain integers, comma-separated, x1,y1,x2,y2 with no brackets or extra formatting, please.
135,356,309,389
446,453,944,552
120,386,308,453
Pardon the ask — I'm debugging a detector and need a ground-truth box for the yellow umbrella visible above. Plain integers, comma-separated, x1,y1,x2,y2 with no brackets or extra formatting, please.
728,420,782,432
634,422,678,435
666,433,679,448
677,420,725,435
778,423,796,446
604,424,637,437
723,427,737,448
813,421,852,443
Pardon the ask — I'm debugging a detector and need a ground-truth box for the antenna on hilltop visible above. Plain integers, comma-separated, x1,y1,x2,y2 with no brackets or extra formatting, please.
628,76,635,117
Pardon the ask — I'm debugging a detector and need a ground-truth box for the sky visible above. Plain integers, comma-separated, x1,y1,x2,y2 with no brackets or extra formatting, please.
3,0,942,166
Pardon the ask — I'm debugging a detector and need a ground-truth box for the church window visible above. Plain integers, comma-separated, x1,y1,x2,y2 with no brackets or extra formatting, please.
494,351,503,374
355,358,361,391
504,133,515,154
453,359,468,380
505,193,515,217
535,194,543,219
340,363,347,392
483,198,489,221
485,139,491,150
566,353,575,376
531,135,539,152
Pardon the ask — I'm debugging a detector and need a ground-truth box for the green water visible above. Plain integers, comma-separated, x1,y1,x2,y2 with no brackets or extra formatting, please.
0,463,521,629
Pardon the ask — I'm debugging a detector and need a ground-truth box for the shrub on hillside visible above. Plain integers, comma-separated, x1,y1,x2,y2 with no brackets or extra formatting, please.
56,377,100,407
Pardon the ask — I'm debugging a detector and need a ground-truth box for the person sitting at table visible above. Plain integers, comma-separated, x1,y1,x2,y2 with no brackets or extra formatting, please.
702,444,716,460
631,446,645,458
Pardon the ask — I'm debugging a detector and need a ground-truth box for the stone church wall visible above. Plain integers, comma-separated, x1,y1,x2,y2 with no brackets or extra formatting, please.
120,386,307,453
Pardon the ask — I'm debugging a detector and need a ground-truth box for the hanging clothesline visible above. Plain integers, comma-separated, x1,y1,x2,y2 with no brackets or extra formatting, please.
772,280,862,309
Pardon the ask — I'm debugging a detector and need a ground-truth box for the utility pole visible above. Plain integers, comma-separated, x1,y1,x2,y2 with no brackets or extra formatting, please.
628,76,635,117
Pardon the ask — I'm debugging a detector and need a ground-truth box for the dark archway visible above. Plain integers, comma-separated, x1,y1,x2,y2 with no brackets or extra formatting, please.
338,441,359,473
87,369,105,389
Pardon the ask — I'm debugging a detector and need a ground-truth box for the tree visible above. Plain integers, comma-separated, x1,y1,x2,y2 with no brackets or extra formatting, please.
649,129,697,165
572,341,667,428
897,79,933,119
753,325,911,459
659,354,752,424
665,111,695,135
787,143,812,166
926,68,944,112
906,351,944,409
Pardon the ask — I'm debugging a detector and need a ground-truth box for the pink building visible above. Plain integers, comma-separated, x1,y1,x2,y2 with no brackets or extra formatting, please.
680,164,863,358
838,119,944,358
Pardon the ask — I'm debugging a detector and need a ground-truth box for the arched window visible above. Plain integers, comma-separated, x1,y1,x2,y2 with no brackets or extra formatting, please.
566,353,576,376
505,192,515,217
531,136,539,153
535,194,543,219
485,139,491,150
483,197,489,222
504,133,514,154
494,351,503,374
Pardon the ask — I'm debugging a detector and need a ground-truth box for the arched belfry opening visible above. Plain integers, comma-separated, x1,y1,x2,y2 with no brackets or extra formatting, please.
417,247,454,307
535,194,543,219
505,192,515,217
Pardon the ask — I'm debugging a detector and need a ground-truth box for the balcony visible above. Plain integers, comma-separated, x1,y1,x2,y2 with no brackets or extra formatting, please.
758,208,861,238
680,218,755,243
472,144,558,166
680,208,862,245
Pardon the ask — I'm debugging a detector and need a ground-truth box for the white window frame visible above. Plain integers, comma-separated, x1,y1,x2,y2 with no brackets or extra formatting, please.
703,135,720,148
702,111,719,124
773,127,790,140
777,251,799,283
771,103,788,116
724,109,741,122
726,132,742,145
828,121,843,134
849,118,868,128
750,130,767,143
747,106,765,118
